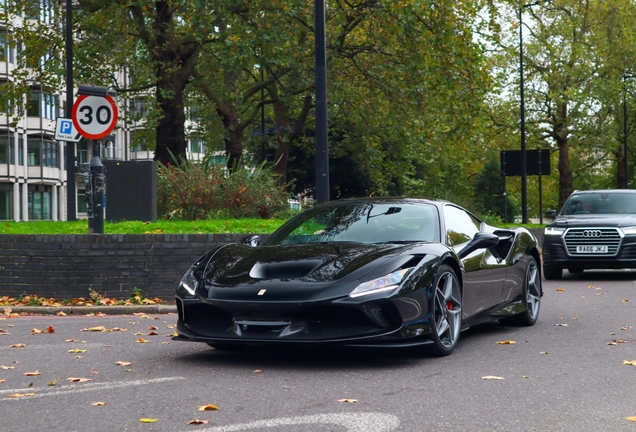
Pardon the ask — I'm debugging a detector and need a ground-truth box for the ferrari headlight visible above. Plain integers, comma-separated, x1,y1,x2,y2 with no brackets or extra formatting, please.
179,266,199,296
544,227,565,236
621,226,636,235
349,268,412,298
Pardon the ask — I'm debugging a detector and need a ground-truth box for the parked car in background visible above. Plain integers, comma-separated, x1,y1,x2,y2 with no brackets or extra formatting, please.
542,189,636,279
174,197,542,356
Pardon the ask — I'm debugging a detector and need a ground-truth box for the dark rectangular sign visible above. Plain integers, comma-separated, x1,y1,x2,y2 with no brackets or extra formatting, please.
500,149,551,176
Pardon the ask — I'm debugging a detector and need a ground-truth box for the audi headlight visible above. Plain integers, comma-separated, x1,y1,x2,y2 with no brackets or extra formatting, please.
621,226,636,235
178,266,199,296
349,268,412,298
544,227,565,236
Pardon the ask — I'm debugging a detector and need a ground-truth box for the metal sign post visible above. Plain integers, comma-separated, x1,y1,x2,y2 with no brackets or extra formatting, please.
72,85,118,234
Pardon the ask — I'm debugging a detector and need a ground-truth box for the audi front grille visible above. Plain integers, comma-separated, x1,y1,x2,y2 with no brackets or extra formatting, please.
564,228,622,256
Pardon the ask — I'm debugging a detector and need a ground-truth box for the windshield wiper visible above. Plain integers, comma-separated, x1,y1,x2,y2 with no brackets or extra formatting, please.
374,240,421,244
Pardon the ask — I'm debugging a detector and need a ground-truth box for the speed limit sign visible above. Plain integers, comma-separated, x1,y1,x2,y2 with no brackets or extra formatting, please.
72,94,119,140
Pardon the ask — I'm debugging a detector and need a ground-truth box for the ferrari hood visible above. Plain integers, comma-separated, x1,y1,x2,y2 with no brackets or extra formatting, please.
203,242,422,289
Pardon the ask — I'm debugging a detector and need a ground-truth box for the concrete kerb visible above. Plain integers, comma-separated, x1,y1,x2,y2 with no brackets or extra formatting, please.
6,304,177,316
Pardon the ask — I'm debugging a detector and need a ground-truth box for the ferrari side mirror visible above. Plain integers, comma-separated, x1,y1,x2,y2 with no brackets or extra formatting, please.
243,235,261,247
457,232,499,259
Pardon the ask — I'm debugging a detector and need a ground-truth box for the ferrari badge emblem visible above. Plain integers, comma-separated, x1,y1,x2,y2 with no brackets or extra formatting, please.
257,289,266,296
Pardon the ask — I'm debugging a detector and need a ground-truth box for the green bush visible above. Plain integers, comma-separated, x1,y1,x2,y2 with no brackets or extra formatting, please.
157,159,291,220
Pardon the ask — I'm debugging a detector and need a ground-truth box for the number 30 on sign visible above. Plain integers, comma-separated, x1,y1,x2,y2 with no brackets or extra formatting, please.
72,94,119,140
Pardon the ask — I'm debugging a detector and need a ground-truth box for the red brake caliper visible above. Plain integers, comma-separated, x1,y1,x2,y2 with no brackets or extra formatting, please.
446,301,453,310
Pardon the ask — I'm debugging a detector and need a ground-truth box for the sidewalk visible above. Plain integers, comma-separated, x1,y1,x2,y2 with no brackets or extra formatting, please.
4,304,177,316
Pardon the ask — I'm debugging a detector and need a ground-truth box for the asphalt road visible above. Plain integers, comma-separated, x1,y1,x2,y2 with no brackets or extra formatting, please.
1,271,635,432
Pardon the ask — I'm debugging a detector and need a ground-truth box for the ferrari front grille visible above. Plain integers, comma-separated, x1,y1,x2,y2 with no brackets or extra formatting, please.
184,303,233,336
305,307,380,336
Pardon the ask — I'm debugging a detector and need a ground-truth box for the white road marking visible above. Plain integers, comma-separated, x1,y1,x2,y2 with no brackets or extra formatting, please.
187,412,400,432
0,376,184,401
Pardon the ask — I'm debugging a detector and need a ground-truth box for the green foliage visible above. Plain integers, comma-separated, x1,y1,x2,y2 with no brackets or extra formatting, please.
473,159,517,223
157,159,291,220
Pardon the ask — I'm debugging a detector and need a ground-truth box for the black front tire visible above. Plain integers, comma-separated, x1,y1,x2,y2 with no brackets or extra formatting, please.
426,264,462,357
543,265,562,280
500,256,541,326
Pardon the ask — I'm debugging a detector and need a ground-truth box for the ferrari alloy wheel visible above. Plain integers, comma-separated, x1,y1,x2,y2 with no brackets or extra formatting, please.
428,264,462,357
501,256,541,326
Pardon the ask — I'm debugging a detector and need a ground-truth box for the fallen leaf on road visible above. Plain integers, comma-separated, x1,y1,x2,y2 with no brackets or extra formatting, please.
1,365,14,370
48,380,57,386
75,356,83,359
90,370,98,374
46,326,54,333
482,376,505,380
10,343,26,348
254,369,263,373
82,326,106,332
608,340,631,345
622,299,629,303
198,404,219,411
0,329,10,335
0,378,6,383
540,351,549,354
338,398,358,403
627,416,636,422
620,326,632,331
188,419,209,425
522,375,529,379
56,311,67,316
148,326,158,330
161,342,170,345
31,328,43,334
139,418,158,423
96,312,106,317
496,340,515,345
65,339,77,343
556,288,565,292
136,338,150,343
147,332,159,336
91,402,106,406
67,377,92,382
68,349,87,353
9,393,35,398
23,371,40,376
115,361,131,367
555,324,569,327
623,360,636,366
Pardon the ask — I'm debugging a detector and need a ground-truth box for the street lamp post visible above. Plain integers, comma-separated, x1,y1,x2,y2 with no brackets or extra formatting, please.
314,0,329,203
623,73,633,189
519,0,528,224
65,0,76,221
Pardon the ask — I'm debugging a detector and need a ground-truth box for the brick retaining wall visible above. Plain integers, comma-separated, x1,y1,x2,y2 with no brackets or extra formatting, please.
0,234,264,300
0,229,545,302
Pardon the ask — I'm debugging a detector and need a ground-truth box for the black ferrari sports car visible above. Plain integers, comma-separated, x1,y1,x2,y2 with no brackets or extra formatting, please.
174,198,542,356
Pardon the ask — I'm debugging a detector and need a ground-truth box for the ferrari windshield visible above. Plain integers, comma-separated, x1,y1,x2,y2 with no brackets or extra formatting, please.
561,192,636,215
266,202,440,245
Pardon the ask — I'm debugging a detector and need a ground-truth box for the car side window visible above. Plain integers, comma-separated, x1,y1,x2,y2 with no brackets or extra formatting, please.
443,205,481,246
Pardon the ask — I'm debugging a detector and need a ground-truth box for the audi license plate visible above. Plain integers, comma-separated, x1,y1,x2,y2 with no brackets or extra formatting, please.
576,245,608,253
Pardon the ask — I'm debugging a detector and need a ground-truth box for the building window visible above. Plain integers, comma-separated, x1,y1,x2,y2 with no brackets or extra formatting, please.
27,138,40,166
28,187,51,220
0,32,13,63
0,185,11,220
27,89,58,119
77,140,88,165
17,136,23,165
77,186,87,213
129,96,150,118
189,139,206,154
0,132,14,164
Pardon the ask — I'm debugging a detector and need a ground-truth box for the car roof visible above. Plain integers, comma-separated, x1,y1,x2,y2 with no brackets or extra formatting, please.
571,189,636,194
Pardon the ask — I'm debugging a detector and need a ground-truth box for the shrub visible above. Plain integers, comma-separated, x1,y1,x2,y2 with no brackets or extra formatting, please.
157,160,225,220
157,159,292,220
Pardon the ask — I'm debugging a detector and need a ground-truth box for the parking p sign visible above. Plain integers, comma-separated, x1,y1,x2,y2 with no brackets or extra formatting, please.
55,117,81,142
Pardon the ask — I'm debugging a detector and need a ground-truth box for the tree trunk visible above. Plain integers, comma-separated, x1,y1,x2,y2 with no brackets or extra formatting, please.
555,101,573,210
154,72,188,166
